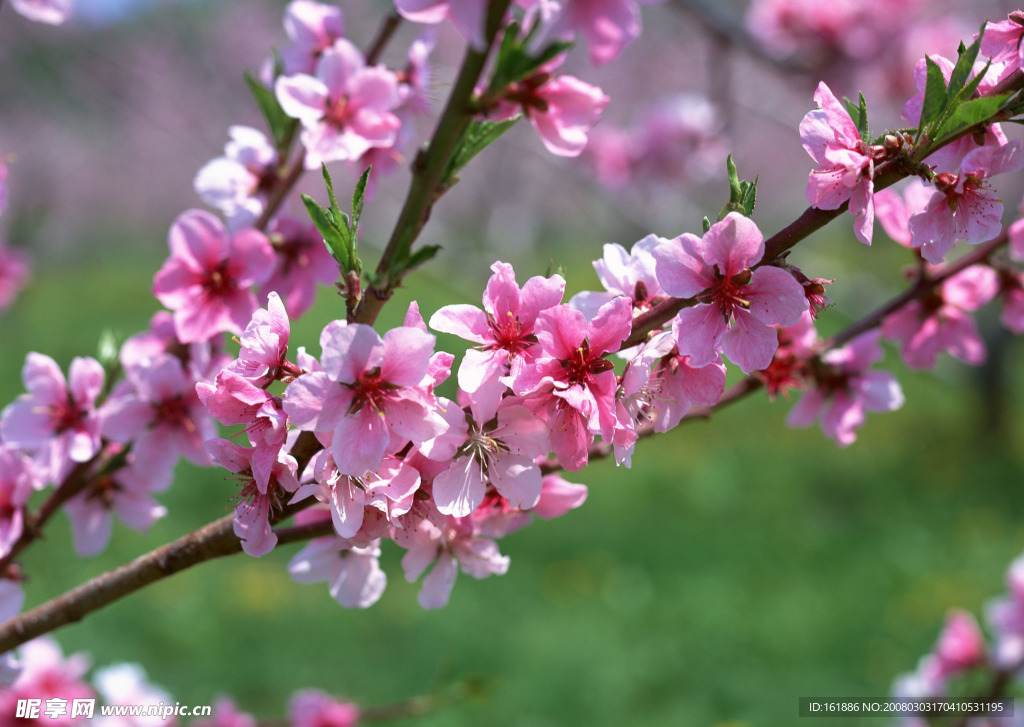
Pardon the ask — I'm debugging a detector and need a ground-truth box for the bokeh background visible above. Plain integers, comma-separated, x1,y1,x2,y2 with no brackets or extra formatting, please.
3,0,1024,725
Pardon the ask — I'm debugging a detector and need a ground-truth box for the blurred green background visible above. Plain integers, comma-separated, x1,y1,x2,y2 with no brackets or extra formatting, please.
3,1,1024,726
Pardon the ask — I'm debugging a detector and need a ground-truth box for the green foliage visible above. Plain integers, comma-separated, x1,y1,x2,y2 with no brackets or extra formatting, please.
915,26,1013,153
717,155,757,221
489,20,573,93
244,70,297,153
842,92,869,141
441,118,521,190
301,165,366,278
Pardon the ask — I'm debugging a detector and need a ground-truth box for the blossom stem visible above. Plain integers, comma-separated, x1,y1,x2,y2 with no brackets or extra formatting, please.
364,13,403,66
356,0,513,326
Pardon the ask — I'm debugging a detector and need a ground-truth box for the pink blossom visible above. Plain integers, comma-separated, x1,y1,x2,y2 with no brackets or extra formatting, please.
421,402,549,517
429,261,564,421
800,82,877,245
190,699,256,727
99,354,215,484
873,179,933,248
288,510,387,608
548,0,645,66
0,446,37,559
929,610,986,681
570,234,665,322
523,75,609,157
275,40,402,169
621,332,726,435
997,267,1024,334
206,438,298,557
909,141,1024,263
627,94,727,186
532,474,589,519
394,501,509,609
0,638,93,727
263,218,338,321
394,0,488,49
193,126,278,230
0,242,29,311
653,212,807,373
291,452,419,539
152,210,276,344
93,663,175,727
980,13,1024,75
786,331,904,446
119,311,230,385
289,690,360,727
9,0,72,25
0,353,104,481
279,0,345,76
63,457,169,557
229,291,292,387
283,320,448,476
511,297,634,470
881,265,999,369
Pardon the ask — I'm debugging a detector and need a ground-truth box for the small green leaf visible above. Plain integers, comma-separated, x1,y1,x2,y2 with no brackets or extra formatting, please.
442,118,520,188
352,166,370,231
947,30,983,101
932,93,1011,143
702,216,712,234
302,193,353,272
404,244,441,272
919,56,949,128
244,71,297,150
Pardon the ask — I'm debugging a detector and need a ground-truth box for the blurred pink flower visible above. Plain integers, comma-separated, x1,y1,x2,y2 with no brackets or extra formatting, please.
275,40,402,169
0,242,29,311
10,0,72,25
152,210,276,344
653,212,807,373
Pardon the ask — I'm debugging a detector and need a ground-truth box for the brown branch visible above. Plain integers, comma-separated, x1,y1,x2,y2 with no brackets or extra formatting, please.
355,0,513,326
364,13,403,67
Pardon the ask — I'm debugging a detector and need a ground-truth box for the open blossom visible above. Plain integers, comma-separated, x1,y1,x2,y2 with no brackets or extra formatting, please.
653,212,807,374
800,82,878,244
570,234,665,322
394,500,510,609
193,126,278,231
429,261,564,421
63,455,169,557
99,354,215,484
206,438,298,558
524,75,609,158
93,663,175,727
881,265,999,369
288,507,387,609
0,353,104,481
979,12,1024,77
283,320,448,477
275,39,402,169
0,638,93,727
510,296,633,471
787,330,904,446
908,141,1024,263
152,210,276,344
261,217,337,319
279,0,345,75
420,401,550,517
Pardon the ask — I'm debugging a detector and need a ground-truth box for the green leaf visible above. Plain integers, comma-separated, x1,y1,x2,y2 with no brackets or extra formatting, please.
947,30,983,101
919,56,949,129
932,93,1011,143
842,94,869,140
302,193,353,273
441,118,520,188
717,156,757,221
244,71,297,150
404,244,441,272
702,216,712,234
352,166,370,231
